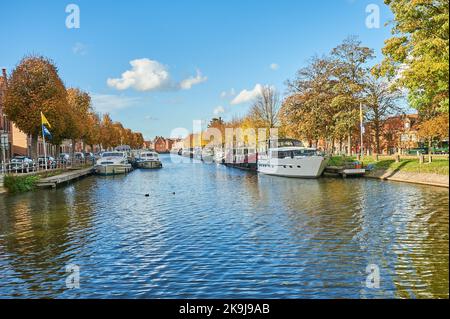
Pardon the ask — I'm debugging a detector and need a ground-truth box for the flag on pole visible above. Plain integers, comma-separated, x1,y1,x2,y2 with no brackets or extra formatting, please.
41,112,51,128
42,125,52,138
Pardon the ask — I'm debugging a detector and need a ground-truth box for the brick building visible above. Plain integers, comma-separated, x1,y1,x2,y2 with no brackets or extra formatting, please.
152,136,181,153
0,68,12,161
364,114,420,154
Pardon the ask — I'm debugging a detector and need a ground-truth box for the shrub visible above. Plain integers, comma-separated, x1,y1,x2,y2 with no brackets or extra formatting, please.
4,175,40,193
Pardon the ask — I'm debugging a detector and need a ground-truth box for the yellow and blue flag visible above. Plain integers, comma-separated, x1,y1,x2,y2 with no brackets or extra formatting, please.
41,112,51,128
41,112,52,138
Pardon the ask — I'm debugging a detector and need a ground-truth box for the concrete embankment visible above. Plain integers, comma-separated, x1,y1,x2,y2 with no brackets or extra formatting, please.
366,169,449,188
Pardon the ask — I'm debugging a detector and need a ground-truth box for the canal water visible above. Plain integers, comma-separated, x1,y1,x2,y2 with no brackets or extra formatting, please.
0,155,448,298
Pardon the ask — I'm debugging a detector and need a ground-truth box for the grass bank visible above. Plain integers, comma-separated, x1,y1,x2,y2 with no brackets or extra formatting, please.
328,155,449,187
3,169,67,193
329,155,449,175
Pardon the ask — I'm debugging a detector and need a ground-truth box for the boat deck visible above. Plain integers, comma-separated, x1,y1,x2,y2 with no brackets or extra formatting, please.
324,166,366,178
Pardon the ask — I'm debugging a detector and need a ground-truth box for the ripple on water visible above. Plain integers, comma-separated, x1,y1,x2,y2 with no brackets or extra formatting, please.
0,155,448,298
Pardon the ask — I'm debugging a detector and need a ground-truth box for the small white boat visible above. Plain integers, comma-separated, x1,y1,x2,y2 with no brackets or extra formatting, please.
213,148,225,164
182,148,193,158
95,151,132,175
136,151,162,169
201,147,214,163
257,139,328,178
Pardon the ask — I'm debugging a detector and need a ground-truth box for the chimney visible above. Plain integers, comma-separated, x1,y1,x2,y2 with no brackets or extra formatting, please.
2,68,6,79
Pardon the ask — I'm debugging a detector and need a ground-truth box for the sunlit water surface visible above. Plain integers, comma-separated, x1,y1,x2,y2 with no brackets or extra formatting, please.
0,155,448,298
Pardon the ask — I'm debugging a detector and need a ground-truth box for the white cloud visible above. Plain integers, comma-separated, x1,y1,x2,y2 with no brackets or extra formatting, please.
270,63,279,71
72,42,87,56
220,88,236,98
231,84,263,105
107,59,171,91
179,70,207,90
91,93,141,113
213,106,225,115
107,58,207,92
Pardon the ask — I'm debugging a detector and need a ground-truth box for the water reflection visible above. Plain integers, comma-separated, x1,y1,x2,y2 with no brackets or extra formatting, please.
0,155,448,298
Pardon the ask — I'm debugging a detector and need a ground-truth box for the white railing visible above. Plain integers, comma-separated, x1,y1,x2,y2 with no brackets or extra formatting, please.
0,158,95,175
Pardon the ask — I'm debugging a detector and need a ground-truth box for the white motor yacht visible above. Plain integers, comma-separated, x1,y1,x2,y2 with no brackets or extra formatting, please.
95,151,132,175
136,151,162,169
257,139,328,178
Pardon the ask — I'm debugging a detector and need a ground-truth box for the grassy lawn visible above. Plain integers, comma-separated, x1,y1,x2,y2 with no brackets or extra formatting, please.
329,155,449,175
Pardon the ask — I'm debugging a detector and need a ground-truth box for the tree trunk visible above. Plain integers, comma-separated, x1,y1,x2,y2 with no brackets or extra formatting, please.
71,138,76,159
428,138,432,163
30,134,38,160
375,127,381,155
347,130,352,156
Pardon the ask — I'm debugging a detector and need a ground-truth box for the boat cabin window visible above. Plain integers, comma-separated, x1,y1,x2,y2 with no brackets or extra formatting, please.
271,149,317,158
292,149,317,156
269,139,304,148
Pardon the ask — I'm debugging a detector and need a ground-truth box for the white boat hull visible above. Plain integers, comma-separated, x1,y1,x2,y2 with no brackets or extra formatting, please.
95,164,132,175
136,160,162,169
257,156,328,178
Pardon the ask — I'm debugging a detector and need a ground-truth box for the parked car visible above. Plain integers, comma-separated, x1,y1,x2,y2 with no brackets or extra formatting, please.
38,156,56,169
84,152,95,163
406,148,428,155
7,156,34,173
74,152,85,160
59,153,70,164
431,147,449,155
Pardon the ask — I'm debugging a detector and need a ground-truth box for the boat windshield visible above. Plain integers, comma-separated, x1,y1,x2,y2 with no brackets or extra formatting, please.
142,153,156,157
102,152,123,157
292,149,317,156
272,149,317,158
270,139,304,148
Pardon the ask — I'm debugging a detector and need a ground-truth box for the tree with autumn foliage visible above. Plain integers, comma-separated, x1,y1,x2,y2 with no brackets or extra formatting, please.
84,112,101,151
417,114,449,155
65,88,92,157
99,114,116,150
3,56,68,159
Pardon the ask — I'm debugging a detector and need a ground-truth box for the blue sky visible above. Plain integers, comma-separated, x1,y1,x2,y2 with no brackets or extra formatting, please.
1,0,394,139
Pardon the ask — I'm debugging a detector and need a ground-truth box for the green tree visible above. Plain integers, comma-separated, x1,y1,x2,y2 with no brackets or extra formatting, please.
364,76,403,154
284,56,337,149
374,0,449,116
331,36,375,155
3,56,68,159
